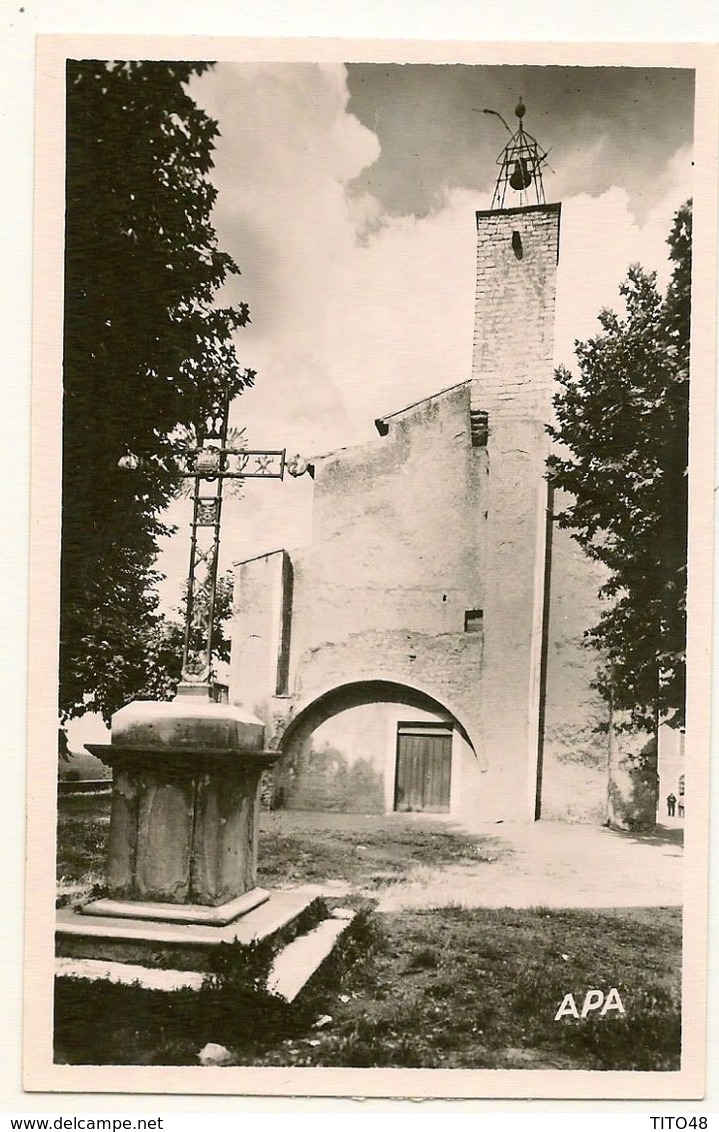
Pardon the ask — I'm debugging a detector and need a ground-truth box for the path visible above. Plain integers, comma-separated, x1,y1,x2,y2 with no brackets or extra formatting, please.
373,817,683,911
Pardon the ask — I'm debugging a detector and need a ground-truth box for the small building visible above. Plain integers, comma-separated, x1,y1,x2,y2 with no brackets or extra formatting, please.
229,202,629,823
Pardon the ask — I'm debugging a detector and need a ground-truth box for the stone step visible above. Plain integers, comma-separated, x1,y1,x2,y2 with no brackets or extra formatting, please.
56,888,316,951
81,886,270,926
55,905,356,1000
266,907,355,1003
55,956,204,992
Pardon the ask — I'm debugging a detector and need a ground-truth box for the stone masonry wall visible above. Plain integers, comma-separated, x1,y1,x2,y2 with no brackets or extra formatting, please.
471,204,561,819
287,383,486,744
230,550,288,721
230,382,491,817
541,496,610,822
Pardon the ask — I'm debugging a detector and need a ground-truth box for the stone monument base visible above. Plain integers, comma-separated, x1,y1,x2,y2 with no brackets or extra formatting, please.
56,888,318,972
55,691,355,1003
80,886,270,926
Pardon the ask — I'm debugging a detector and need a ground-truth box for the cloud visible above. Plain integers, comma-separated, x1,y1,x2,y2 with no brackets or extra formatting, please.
555,145,693,367
154,64,693,611
344,64,694,225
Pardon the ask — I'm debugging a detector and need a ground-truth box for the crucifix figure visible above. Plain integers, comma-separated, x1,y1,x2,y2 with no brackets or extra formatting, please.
177,388,309,695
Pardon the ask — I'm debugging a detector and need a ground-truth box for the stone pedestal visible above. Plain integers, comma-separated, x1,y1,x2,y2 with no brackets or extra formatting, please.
56,690,297,964
56,694,351,997
85,693,277,915
84,688,275,919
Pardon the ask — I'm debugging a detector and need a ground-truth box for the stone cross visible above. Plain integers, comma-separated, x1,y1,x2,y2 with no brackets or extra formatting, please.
80,392,310,928
177,388,289,694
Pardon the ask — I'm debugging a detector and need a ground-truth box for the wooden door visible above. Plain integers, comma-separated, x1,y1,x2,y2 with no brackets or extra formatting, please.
394,725,452,813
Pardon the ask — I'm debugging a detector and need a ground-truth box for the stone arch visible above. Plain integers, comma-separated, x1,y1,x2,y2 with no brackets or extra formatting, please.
281,678,476,754
272,678,481,814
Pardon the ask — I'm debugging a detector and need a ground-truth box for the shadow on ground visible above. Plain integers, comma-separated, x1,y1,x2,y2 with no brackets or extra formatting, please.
607,821,684,850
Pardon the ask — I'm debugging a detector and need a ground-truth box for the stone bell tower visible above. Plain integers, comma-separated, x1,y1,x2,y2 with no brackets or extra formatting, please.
472,102,560,820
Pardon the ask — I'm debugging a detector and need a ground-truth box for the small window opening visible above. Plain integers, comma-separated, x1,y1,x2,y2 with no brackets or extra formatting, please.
470,409,489,448
464,609,483,633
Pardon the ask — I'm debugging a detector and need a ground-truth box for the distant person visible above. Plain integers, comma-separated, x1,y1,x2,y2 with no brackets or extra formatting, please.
678,799,685,818
666,792,677,817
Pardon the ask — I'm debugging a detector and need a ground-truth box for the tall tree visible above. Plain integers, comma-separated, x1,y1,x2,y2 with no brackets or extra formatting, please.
547,201,691,734
61,60,254,722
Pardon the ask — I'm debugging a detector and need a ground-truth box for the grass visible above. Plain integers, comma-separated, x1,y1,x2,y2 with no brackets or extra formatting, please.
54,796,681,1070
56,795,111,902
56,798,505,900
257,811,505,888
55,904,681,1069
289,905,681,1071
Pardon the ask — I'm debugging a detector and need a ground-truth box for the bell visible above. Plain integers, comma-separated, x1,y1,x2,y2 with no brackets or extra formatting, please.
509,158,532,191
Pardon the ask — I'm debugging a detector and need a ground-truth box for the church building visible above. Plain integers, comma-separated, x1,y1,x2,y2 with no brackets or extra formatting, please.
228,111,664,826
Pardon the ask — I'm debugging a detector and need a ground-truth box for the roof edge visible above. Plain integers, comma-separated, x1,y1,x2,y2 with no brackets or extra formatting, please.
375,379,471,435
475,201,562,221
233,547,288,568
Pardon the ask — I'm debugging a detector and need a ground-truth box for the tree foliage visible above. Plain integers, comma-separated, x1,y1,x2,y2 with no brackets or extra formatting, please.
547,202,691,732
61,61,254,722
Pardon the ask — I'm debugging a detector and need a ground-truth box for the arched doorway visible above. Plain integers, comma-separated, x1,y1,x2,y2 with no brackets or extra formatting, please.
275,680,476,814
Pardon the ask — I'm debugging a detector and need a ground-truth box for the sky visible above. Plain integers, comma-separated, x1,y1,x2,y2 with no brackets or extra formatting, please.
147,60,695,615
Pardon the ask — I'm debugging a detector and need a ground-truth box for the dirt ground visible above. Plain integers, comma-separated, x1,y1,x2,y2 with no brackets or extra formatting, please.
263,811,684,911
